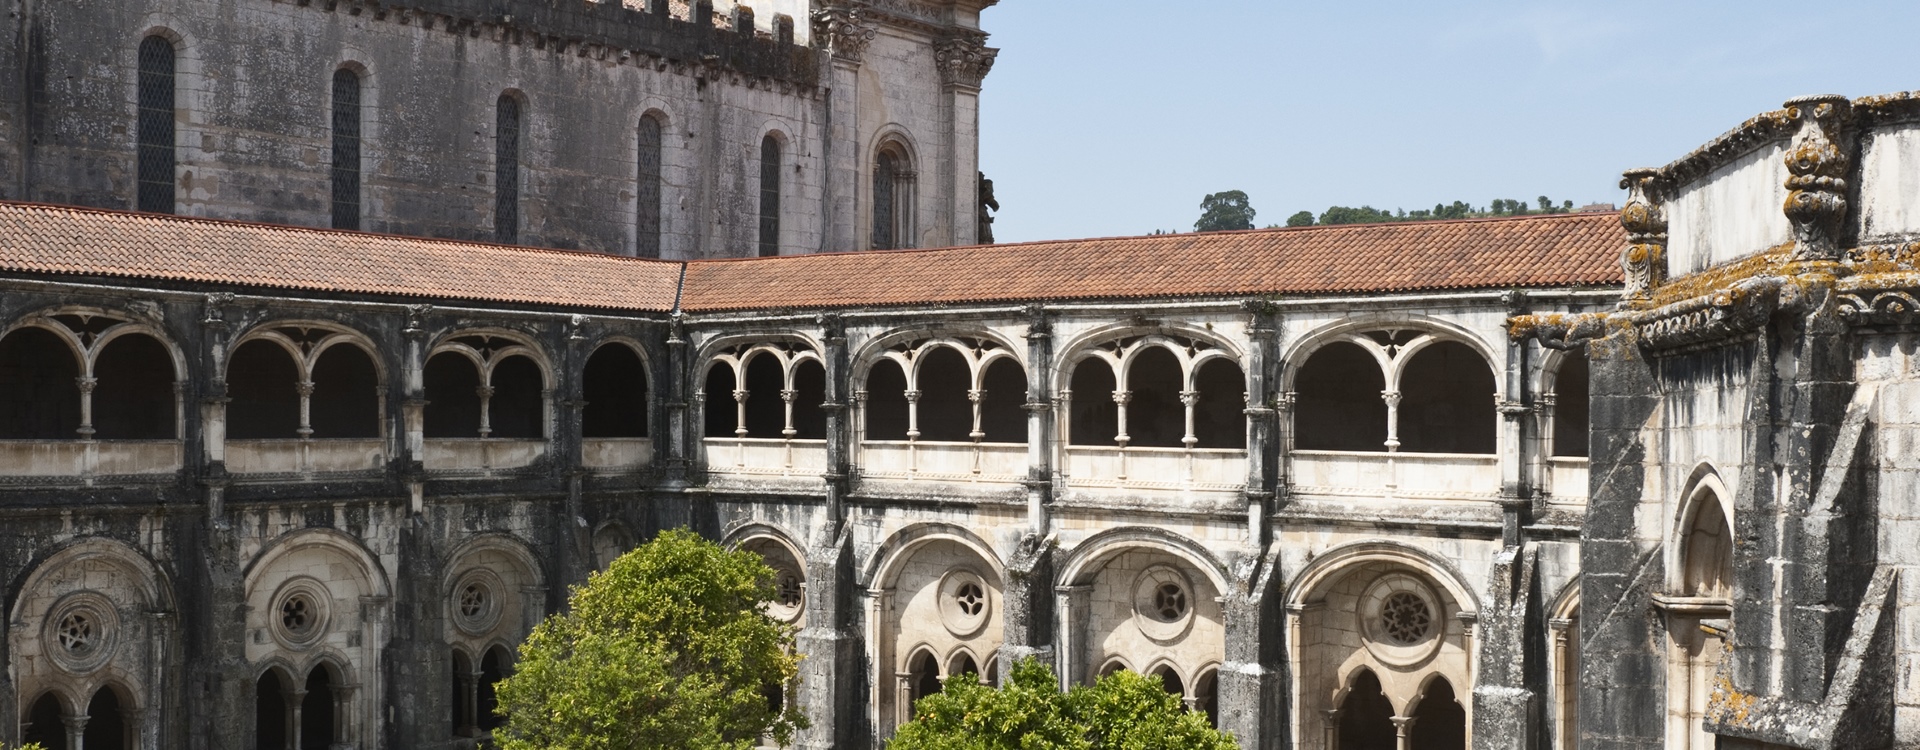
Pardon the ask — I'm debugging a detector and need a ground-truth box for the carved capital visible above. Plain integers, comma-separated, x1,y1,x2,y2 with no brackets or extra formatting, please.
1618,168,1670,304
404,304,433,340
934,35,997,88
811,6,876,63
1782,94,1856,261
201,293,235,329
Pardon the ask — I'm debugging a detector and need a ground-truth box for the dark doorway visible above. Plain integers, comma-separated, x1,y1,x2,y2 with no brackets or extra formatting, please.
451,649,474,736
949,653,979,683
1125,347,1184,447
1410,677,1466,750
978,358,1027,443
1193,358,1247,449
479,646,509,732
0,327,81,438
24,692,68,750
915,347,972,442
424,353,482,438
1295,342,1387,451
790,360,827,440
582,344,648,438
92,333,176,440
83,687,127,750
742,355,785,438
908,650,942,712
864,359,909,440
1397,341,1495,454
1067,359,1117,446
1152,665,1185,699
227,340,301,439
703,364,739,438
1338,669,1396,750
309,344,380,439
488,355,544,439
301,667,335,750
256,671,289,750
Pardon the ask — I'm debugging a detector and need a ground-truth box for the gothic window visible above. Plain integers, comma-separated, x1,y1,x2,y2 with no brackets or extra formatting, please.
582,343,649,438
84,687,129,750
256,671,291,750
136,35,177,214
1683,493,1733,599
636,114,664,258
24,692,65,750
1294,342,1387,451
1552,354,1590,458
1397,341,1496,454
758,134,781,257
1150,665,1184,698
330,69,362,230
1337,669,1396,750
495,93,522,244
301,666,338,749
1409,677,1467,750
872,141,916,250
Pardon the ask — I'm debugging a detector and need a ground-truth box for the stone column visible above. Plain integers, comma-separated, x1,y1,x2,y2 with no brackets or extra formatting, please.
798,314,857,750
1389,715,1417,750
1054,585,1092,690
1003,306,1057,677
1023,305,1055,536
1498,293,1533,548
1242,300,1279,545
663,317,691,483
1471,545,1543,750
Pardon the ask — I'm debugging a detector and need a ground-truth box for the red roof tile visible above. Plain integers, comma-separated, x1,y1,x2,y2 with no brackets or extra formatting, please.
0,202,1625,314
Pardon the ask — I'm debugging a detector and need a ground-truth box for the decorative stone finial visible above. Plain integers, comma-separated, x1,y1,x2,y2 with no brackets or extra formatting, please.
1782,94,1855,261
1618,168,1669,305
811,6,876,63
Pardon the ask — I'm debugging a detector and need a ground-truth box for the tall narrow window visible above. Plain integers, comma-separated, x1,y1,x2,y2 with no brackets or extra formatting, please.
873,151,896,250
758,134,781,257
636,115,663,258
495,93,521,244
136,36,177,214
330,69,362,230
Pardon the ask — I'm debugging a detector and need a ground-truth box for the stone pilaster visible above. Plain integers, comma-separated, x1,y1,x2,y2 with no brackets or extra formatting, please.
1471,545,1545,750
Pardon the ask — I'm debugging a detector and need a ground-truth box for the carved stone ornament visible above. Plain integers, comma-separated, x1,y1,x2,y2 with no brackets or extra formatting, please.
934,35,997,88
811,5,876,62
1618,168,1669,305
1782,95,1856,261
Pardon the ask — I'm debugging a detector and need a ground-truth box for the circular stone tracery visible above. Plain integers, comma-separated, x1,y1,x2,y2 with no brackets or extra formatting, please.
450,569,506,636
938,569,992,637
1380,591,1432,645
1358,573,1446,667
44,592,119,674
268,578,331,650
1132,566,1197,643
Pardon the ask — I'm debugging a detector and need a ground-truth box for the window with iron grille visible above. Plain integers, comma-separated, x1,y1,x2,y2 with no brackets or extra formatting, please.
330,69,362,230
495,93,521,244
758,135,781,257
637,115,663,258
136,36,176,214
872,150,896,250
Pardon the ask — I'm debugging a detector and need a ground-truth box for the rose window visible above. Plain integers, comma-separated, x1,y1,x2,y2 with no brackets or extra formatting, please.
1380,592,1432,645
776,572,803,608
954,582,985,616
280,595,315,637
57,612,96,655
1153,583,1188,622
459,583,489,620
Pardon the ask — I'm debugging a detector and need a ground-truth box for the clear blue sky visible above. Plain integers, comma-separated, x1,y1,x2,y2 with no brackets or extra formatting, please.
976,1,1920,243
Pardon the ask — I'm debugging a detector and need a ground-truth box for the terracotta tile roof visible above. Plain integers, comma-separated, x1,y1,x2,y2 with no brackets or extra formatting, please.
680,212,1625,312
0,202,683,311
0,201,1625,314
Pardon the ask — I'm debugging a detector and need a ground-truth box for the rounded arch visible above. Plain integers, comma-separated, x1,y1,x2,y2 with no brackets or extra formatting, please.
242,527,391,600
23,684,81,721
695,333,825,382
862,522,1006,590
83,322,188,382
582,336,651,439
441,533,546,593
723,520,808,563
1278,315,1503,398
590,520,634,571
10,536,174,622
1056,526,1231,594
849,328,1025,391
639,105,672,130
1670,465,1734,597
1097,656,1134,677
428,328,553,388
230,320,389,382
866,124,922,169
1285,540,1481,616
1052,323,1247,395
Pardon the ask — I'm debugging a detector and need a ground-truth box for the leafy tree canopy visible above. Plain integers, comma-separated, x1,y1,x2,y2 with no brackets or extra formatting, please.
1284,210,1315,227
494,528,807,750
1195,190,1256,232
1286,195,1585,227
887,658,1236,750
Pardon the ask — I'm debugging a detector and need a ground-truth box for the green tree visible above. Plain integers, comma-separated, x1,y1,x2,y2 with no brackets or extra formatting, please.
1195,190,1256,232
1318,205,1396,225
494,528,807,750
1284,210,1315,227
887,659,1235,750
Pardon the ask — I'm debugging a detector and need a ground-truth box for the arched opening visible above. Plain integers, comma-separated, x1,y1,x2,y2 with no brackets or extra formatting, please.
424,353,482,438
488,355,544,439
1552,354,1590,458
24,692,68,750
451,649,475,736
92,333,176,439
256,671,290,750
984,658,1000,688
949,653,979,683
1194,668,1220,727
741,355,785,438
302,666,336,750
1397,341,1495,454
479,646,509,732
309,344,380,439
1193,358,1247,449
495,92,522,244
1337,669,1395,750
1410,677,1467,750
1294,342,1386,451
1684,495,1732,599
0,327,81,438
636,114,664,258
703,363,738,438
83,686,128,750
1151,664,1185,698
759,134,782,257
330,68,362,230
582,344,648,438
790,360,827,440
1125,347,1185,448
978,358,1027,443
1098,660,1130,678
227,340,301,439
864,359,909,440
872,142,915,250
137,35,177,214
1068,359,1118,446
908,650,942,711
916,347,972,442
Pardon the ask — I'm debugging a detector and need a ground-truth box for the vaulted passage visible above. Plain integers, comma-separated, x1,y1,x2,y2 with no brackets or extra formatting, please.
1552,354,1589,457
92,333,176,440
24,692,66,750
742,355,786,438
228,340,301,439
1410,677,1467,750
916,347,972,442
703,364,739,438
1068,358,1118,446
1295,342,1387,451
488,355,544,439
309,344,380,439
1337,669,1396,750
978,358,1026,443
1125,347,1185,448
0,327,81,439
85,687,127,750
790,360,827,440
424,353,482,438
583,344,648,438
865,359,909,440
1397,341,1495,454
1192,358,1246,449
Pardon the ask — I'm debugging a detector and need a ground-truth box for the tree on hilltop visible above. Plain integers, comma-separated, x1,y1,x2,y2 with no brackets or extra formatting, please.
1195,191,1256,232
